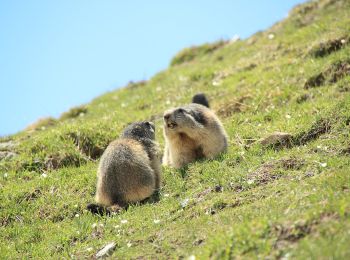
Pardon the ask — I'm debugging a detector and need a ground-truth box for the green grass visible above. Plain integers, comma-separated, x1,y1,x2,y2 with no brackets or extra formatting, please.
1,0,350,258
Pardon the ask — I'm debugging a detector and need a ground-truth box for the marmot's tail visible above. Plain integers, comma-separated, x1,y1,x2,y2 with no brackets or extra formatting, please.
87,203,111,215
192,93,210,108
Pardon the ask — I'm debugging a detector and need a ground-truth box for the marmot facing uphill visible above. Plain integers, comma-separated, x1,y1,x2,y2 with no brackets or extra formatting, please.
163,94,228,168
88,121,161,214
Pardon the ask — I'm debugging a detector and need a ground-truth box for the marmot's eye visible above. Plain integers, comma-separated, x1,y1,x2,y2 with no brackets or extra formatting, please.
178,108,185,113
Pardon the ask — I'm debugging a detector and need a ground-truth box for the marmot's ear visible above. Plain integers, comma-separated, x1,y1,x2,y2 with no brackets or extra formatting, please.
192,93,209,108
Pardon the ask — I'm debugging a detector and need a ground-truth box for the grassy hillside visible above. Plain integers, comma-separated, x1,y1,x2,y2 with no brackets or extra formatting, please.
1,0,350,258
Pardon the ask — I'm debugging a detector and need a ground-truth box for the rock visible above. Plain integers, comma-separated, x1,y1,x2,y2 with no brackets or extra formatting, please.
0,151,17,160
259,132,292,148
96,242,117,259
0,141,17,151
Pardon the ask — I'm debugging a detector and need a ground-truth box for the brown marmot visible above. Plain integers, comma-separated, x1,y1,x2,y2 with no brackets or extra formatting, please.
87,121,161,214
162,94,228,168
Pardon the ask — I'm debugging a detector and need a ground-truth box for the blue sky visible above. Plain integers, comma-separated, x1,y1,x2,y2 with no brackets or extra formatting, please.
0,0,307,136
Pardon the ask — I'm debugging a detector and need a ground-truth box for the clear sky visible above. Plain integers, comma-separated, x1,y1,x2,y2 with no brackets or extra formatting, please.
0,0,307,136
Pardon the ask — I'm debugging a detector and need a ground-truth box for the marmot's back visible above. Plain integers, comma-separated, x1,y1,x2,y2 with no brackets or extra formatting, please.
92,121,161,210
97,139,155,205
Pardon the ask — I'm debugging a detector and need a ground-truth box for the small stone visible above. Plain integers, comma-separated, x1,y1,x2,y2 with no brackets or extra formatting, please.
341,39,346,44
259,132,292,148
96,242,117,259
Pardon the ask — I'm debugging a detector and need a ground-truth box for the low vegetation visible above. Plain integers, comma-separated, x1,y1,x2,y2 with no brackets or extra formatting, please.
1,0,350,258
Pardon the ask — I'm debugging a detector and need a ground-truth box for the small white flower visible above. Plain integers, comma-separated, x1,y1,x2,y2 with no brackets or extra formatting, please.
163,193,170,197
268,33,275,40
3,173,8,178
121,219,128,224
127,242,132,248
341,39,346,44
74,204,78,208
180,198,190,208
114,225,120,229
99,223,104,227
92,223,97,228
212,80,221,86
75,214,80,218
86,247,93,252
166,100,171,105
121,103,127,108
187,255,196,260
285,114,291,119
153,219,160,224
320,162,327,168
41,173,48,178
156,86,162,92
247,179,254,185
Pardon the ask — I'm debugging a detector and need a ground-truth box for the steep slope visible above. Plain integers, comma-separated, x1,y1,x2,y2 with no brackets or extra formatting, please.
1,0,350,258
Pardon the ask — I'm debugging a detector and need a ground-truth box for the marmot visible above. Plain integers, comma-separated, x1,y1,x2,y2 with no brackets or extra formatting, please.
87,121,161,214
162,94,228,168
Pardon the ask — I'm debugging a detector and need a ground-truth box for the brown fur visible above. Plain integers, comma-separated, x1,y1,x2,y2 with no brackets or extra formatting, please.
163,96,228,168
89,121,161,214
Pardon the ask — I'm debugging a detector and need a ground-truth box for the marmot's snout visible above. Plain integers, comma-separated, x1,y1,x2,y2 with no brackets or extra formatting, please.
164,112,178,129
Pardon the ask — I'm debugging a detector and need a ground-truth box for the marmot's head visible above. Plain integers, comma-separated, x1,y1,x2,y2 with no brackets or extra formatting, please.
121,121,155,140
163,104,207,133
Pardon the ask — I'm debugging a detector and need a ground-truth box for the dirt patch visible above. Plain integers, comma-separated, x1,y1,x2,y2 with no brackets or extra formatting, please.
309,36,349,58
44,153,83,170
67,132,104,160
293,118,331,146
279,157,304,170
260,132,293,149
246,162,281,186
326,60,350,83
296,93,312,104
272,212,339,249
304,60,350,89
232,157,304,192
304,73,325,89
17,189,42,204
216,96,252,118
